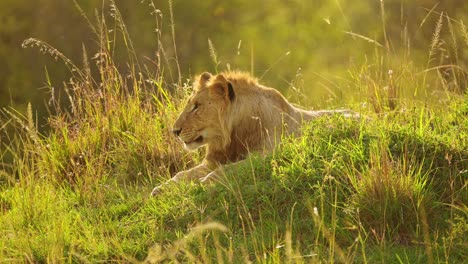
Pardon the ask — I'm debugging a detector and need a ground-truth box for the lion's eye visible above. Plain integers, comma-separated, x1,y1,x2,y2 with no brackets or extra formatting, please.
190,103,199,112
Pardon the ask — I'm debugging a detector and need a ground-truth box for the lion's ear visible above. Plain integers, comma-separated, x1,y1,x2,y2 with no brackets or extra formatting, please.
198,72,212,86
211,74,235,102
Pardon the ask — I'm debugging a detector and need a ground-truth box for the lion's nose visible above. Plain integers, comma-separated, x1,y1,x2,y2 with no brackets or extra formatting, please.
172,128,182,137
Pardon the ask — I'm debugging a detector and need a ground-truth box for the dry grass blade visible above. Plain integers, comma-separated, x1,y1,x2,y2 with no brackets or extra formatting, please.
109,0,140,67
72,0,98,36
344,31,385,48
417,65,468,75
259,51,290,80
208,38,220,72
379,0,390,51
22,38,85,80
428,12,444,63
144,222,228,263
168,0,182,85
418,3,440,33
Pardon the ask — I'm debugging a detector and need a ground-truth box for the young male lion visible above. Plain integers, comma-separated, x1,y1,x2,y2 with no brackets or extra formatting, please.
151,71,356,195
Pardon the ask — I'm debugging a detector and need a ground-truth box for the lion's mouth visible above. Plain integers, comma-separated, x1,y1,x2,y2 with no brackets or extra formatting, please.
184,135,204,145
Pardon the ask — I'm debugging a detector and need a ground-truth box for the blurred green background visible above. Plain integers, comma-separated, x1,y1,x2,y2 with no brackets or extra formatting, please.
1,0,466,123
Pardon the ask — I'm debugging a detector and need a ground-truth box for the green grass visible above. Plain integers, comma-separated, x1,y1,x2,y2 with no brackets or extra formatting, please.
1,97,466,263
1,2,467,263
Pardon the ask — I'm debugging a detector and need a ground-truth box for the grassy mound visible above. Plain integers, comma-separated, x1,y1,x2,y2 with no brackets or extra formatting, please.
144,105,467,263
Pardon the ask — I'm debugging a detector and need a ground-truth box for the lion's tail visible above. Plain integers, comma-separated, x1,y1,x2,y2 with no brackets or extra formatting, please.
300,109,361,121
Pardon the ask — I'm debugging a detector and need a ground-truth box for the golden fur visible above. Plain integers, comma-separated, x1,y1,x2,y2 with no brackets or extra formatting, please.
151,71,356,195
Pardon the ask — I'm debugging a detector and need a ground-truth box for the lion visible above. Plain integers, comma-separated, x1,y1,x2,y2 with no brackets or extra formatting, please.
151,71,357,195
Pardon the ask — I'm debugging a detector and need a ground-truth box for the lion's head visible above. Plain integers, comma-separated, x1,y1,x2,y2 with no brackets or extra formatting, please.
172,72,235,151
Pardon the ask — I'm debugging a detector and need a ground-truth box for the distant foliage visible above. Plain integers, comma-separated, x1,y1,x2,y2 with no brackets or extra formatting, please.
0,0,466,117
